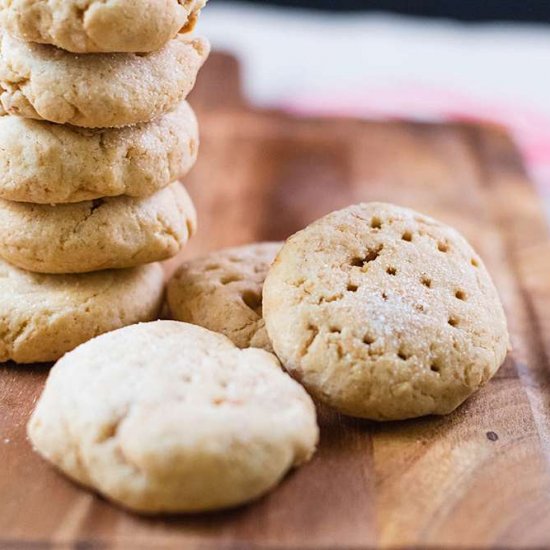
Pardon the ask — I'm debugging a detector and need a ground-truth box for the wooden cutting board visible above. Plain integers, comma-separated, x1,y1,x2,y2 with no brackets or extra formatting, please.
2,52,550,549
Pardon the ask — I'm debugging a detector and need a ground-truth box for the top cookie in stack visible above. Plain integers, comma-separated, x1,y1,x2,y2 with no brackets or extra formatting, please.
0,0,206,53
0,0,209,362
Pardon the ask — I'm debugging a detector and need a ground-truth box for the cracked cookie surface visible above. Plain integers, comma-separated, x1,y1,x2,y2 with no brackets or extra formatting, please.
0,259,164,363
0,101,198,203
0,0,206,53
167,242,281,352
0,182,196,273
0,33,209,128
28,320,319,513
263,202,509,421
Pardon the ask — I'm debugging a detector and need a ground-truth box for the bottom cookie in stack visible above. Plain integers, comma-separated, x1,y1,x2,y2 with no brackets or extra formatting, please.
0,259,164,364
0,182,196,274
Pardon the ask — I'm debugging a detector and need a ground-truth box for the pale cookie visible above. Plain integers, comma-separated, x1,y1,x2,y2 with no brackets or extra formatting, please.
0,102,198,204
0,33,209,128
0,0,206,53
0,260,164,364
263,202,509,421
0,182,196,274
167,242,281,352
28,321,318,513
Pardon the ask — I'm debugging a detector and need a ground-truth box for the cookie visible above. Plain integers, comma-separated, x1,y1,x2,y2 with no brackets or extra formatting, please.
0,260,164,364
263,202,509,421
0,0,206,53
0,33,209,128
167,242,281,351
28,321,318,513
0,182,196,274
0,101,198,204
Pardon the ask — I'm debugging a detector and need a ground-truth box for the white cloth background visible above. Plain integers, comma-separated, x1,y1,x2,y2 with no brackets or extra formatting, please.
199,2,550,211
200,3,550,114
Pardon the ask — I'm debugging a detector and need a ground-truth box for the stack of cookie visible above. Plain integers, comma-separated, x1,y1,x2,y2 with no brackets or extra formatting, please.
0,0,209,363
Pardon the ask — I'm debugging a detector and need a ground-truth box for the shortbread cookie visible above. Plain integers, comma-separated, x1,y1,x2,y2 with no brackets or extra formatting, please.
0,102,198,204
0,0,206,53
0,33,209,128
0,260,164,364
28,321,318,513
167,242,281,351
263,202,509,421
0,182,196,274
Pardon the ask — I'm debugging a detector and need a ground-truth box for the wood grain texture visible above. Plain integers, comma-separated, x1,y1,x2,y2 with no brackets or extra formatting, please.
2,53,550,549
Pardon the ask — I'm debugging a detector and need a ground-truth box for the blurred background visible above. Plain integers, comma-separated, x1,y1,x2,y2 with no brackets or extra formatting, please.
199,0,550,213
216,1,550,21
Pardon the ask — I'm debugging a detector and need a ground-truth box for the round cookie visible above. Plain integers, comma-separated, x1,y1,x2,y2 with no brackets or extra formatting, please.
0,33,209,128
28,321,318,513
0,101,198,204
0,182,197,274
263,202,509,421
0,0,206,54
0,260,164,364
167,242,281,352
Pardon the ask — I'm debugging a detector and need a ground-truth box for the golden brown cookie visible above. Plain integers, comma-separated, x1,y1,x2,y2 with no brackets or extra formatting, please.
167,242,281,351
0,101,198,203
0,260,164,364
0,33,209,127
28,321,318,513
263,202,509,421
0,182,196,273
0,0,206,53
